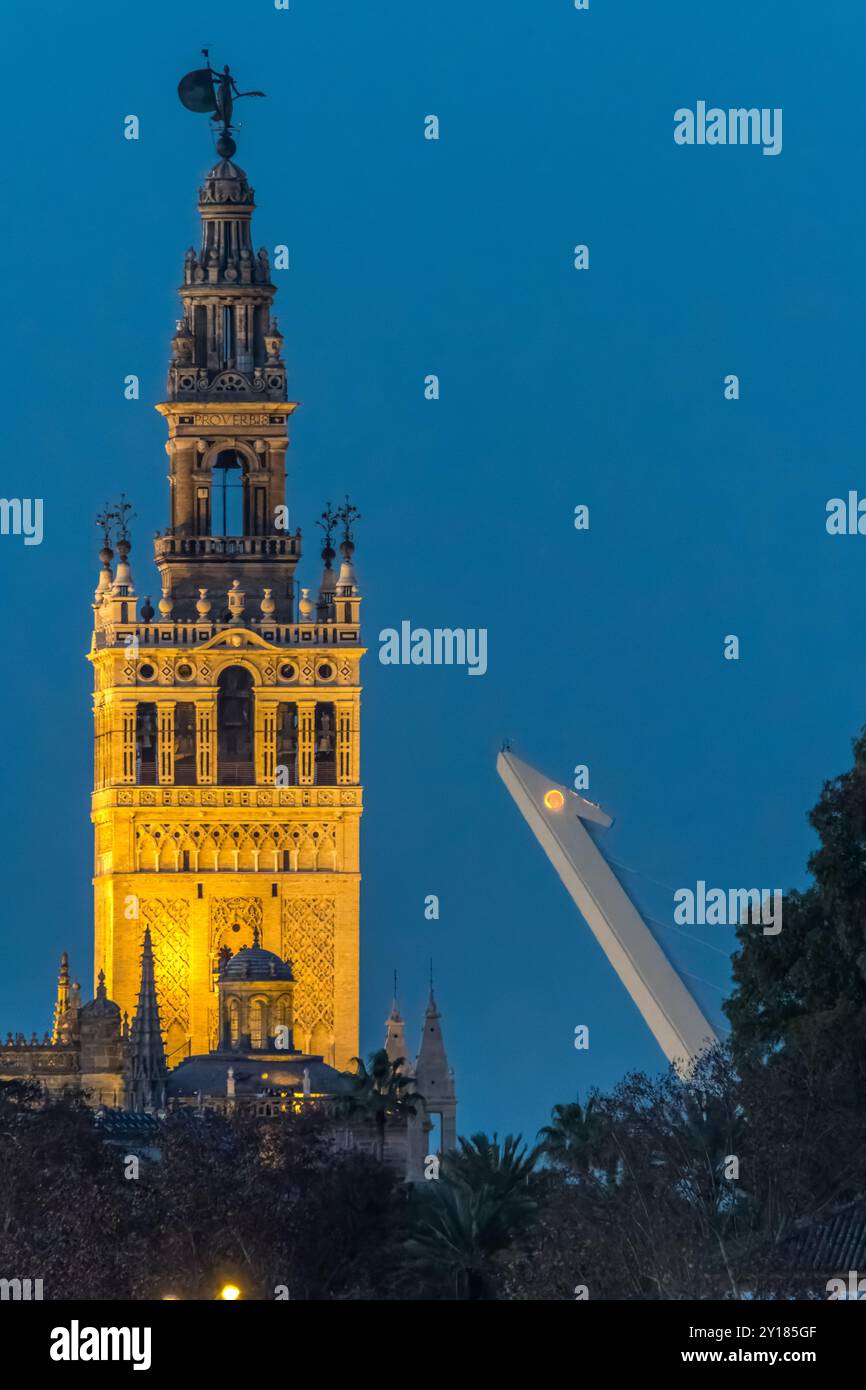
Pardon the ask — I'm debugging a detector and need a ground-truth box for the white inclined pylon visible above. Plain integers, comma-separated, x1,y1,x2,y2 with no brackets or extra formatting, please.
496,749,719,1075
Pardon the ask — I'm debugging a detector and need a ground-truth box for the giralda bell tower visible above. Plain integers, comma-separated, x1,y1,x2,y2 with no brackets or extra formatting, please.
90,99,363,1070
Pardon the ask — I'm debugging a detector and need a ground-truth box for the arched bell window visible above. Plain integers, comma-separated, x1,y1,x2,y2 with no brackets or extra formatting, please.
276,702,298,784
218,667,254,785
173,704,196,786
315,703,336,785
212,449,245,537
135,703,158,786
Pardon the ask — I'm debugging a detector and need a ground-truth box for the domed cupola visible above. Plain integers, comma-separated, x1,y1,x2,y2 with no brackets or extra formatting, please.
220,929,295,983
216,928,297,1053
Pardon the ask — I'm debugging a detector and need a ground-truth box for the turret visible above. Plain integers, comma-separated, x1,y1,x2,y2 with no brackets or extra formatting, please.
51,952,71,1044
166,156,286,403
384,972,411,1071
414,984,457,1154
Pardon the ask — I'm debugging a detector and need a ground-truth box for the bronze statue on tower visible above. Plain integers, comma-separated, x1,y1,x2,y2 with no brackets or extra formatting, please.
177,49,265,157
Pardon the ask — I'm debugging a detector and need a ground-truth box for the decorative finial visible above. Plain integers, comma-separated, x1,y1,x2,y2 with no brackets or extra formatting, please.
178,51,266,158
95,506,115,551
298,587,314,621
336,496,361,549
316,501,339,561
113,494,135,549
252,924,261,947
260,586,276,618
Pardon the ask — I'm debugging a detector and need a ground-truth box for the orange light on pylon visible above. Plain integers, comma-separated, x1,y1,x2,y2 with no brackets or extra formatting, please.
544,789,565,811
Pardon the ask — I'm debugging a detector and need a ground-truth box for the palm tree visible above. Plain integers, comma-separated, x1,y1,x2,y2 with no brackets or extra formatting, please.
406,1182,522,1299
538,1094,615,1179
334,1049,420,1160
443,1131,541,1198
406,1132,541,1299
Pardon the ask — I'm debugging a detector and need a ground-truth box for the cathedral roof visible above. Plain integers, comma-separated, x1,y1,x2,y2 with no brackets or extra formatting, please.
168,1054,349,1098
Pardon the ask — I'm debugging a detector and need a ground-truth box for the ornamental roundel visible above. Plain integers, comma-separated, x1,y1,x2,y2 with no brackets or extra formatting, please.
210,896,264,956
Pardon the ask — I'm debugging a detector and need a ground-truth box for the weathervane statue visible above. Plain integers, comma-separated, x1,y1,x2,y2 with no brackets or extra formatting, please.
177,49,265,157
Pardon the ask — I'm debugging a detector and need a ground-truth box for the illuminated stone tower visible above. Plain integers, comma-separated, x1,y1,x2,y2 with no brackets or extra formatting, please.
90,140,363,1070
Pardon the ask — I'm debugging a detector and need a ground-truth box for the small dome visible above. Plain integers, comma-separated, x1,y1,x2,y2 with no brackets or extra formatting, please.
220,944,294,983
200,159,253,206
207,157,245,180
81,975,121,1018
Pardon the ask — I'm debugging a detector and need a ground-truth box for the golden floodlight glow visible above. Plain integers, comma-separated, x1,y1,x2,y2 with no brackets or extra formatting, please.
219,1284,241,1301
544,789,565,811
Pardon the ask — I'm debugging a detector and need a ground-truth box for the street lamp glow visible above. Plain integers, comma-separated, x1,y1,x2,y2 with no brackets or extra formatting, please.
219,1283,241,1301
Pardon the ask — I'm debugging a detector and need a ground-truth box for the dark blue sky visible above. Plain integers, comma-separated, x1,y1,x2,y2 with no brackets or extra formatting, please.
1,0,864,1141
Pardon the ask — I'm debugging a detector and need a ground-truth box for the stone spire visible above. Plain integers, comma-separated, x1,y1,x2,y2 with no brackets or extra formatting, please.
52,952,70,1043
414,981,457,1153
124,927,168,1112
384,972,411,1071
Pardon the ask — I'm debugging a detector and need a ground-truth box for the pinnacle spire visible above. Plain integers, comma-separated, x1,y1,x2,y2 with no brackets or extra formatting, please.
413,981,457,1157
415,983,454,1095
384,971,410,1070
124,927,168,1111
52,951,70,1043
